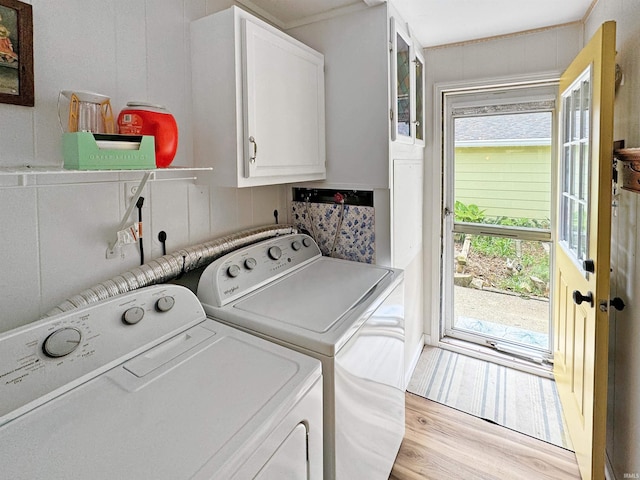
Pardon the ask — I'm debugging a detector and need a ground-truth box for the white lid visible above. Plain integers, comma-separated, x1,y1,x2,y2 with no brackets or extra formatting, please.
125,101,168,112
60,90,110,104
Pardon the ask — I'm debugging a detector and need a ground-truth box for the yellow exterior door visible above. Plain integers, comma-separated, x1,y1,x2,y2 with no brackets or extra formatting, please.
554,21,616,480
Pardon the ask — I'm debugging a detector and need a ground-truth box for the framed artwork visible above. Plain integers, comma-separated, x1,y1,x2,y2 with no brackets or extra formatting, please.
0,0,33,106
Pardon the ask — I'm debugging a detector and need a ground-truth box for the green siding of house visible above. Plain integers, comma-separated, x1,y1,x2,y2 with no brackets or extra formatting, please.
455,145,551,222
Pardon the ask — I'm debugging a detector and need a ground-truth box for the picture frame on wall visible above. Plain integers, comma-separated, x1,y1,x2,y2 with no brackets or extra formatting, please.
0,0,33,106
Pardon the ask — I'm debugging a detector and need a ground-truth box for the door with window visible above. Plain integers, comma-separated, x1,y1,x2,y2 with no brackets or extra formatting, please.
554,21,616,480
442,83,558,363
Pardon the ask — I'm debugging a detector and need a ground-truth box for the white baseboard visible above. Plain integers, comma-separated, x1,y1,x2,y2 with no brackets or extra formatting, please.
405,334,426,388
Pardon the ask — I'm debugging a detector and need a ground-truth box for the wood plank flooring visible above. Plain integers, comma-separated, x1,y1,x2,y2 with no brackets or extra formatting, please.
389,393,581,480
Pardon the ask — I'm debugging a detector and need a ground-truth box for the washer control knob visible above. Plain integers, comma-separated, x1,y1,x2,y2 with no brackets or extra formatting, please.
291,241,302,251
302,237,312,247
244,258,257,270
156,296,175,312
227,264,241,278
122,306,145,325
43,328,82,358
268,246,282,260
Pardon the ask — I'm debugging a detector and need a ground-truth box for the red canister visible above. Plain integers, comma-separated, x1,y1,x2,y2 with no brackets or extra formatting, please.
117,102,178,168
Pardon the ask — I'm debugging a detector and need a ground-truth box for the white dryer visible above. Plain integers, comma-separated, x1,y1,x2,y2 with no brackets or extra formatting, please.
0,284,323,480
197,233,405,480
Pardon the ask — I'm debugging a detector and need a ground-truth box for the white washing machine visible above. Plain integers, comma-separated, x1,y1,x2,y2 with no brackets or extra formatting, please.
0,284,323,480
197,233,405,480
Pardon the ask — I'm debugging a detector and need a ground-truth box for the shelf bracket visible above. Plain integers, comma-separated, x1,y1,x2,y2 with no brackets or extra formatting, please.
106,171,152,259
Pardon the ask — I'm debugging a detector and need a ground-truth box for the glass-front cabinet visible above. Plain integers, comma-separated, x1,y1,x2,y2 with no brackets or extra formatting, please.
390,18,425,145
414,48,425,144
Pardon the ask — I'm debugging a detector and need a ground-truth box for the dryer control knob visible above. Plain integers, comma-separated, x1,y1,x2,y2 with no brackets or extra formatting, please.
302,237,312,247
291,241,302,251
268,246,282,260
43,328,82,358
227,264,241,277
122,306,145,325
244,258,257,270
156,295,175,312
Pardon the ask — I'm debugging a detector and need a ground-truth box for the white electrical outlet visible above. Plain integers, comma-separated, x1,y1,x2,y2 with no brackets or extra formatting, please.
125,182,147,204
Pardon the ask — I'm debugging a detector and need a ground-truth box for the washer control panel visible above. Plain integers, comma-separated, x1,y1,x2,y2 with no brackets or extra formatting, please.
197,233,322,307
0,285,205,426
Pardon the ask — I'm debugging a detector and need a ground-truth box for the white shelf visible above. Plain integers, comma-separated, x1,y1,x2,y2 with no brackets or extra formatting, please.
0,166,212,187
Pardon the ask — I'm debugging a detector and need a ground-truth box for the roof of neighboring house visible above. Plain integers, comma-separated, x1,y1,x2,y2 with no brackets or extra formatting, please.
455,112,552,146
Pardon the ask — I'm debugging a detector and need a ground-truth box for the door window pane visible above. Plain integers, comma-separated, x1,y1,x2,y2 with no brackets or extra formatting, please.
453,235,551,350
571,144,580,196
454,112,552,226
581,79,590,139
571,87,581,141
560,68,591,263
580,143,589,200
570,197,579,251
579,202,588,259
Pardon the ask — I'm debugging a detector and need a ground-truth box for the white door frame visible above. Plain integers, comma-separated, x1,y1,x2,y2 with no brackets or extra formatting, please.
427,72,562,376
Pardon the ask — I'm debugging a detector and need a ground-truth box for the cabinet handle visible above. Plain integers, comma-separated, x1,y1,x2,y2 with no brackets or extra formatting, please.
249,136,257,164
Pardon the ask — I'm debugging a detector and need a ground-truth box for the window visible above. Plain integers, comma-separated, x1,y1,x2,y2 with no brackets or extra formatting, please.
559,67,591,264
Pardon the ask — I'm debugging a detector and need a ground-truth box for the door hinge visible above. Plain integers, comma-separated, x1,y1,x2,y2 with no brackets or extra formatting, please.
390,109,393,121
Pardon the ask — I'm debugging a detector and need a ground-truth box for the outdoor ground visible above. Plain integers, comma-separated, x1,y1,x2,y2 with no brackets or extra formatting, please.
454,285,550,334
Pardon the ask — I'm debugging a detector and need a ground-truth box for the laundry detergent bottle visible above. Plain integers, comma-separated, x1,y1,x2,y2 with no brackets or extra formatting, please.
117,102,178,168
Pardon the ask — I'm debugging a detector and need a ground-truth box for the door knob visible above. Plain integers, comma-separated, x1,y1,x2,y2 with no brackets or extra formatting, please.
583,259,595,273
610,297,625,311
573,290,594,307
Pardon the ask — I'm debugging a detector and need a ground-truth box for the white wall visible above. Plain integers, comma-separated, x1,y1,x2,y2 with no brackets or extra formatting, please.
0,0,286,332
423,23,582,339
584,1,640,476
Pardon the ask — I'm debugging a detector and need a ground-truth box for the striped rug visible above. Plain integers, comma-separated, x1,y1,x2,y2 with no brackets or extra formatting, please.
407,346,573,450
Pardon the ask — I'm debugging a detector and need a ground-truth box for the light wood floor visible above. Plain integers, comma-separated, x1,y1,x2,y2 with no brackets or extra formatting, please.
389,393,581,480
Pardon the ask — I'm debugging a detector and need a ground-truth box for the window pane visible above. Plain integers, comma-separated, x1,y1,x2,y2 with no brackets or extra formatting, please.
453,235,551,350
572,144,581,196
580,142,589,201
573,86,583,142
581,79,590,139
559,67,591,263
396,34,410,137
579,202,588,260
415,57,424,141
570,197,579,254
563,145,571,194
561,194,570,243
454,112,552,226
563,96,571,143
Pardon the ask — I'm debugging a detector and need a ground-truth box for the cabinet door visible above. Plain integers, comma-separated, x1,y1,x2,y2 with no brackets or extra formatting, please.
413,48,425,145
390,18,413,143
242,19,326,181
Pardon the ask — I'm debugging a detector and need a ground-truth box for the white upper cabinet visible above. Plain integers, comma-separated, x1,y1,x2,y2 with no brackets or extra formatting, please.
390,18,424,146
191,7,326,187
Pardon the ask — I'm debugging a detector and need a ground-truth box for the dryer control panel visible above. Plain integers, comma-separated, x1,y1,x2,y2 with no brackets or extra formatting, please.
0,285,205,426
197,233,322,307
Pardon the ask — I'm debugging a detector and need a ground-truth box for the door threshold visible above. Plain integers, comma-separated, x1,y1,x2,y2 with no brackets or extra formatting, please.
438,337,554,379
